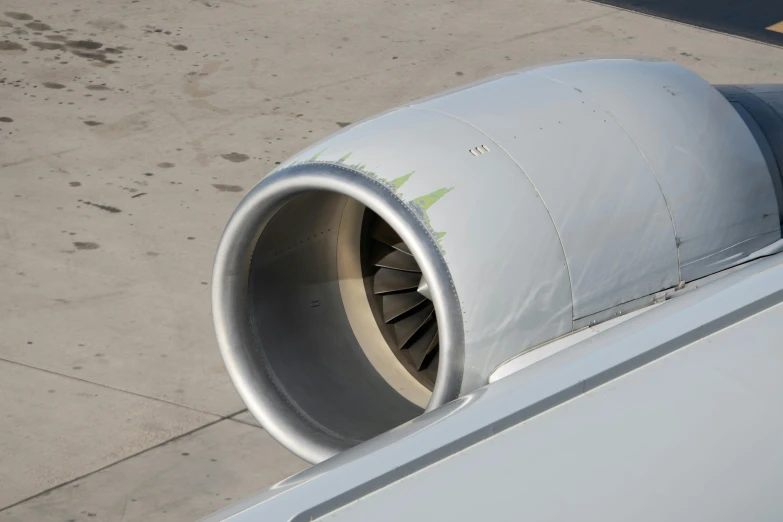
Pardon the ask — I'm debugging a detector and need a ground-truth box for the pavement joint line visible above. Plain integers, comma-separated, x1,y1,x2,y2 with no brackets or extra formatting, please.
499,12,610,45
579,0,783,50
276,12,612,102
0,356,228,419
0,410,248,513
0,146,83,169
227,412,262,428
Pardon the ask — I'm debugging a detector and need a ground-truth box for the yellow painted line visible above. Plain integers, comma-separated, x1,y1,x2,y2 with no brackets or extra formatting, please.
768,20,783,34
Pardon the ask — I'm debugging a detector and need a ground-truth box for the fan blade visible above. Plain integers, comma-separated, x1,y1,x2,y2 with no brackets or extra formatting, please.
382,292,427,323
393,303,435,349
422,352,439,380
371,243,420,272
373,268,421,295
370,219,411,254
408,323,439,370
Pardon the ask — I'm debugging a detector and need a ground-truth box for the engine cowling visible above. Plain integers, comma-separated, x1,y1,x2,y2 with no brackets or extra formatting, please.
212,58,783,464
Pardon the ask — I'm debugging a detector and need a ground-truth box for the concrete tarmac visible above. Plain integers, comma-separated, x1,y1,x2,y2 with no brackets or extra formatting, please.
0,0,782,520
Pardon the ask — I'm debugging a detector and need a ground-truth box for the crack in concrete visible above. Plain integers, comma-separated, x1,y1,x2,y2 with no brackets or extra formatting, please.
0,406,250,513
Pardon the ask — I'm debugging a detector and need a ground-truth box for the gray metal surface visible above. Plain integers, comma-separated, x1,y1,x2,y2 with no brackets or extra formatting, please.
212,163,466,463
717,84,783,225
413,67,679,319
206,251,783,521
541,60,780,281
247,193,422,443
214,59,783,464
324,304,783,522
280,107,574,392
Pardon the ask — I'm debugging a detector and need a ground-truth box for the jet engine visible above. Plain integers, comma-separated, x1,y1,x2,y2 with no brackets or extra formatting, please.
212,58,783,464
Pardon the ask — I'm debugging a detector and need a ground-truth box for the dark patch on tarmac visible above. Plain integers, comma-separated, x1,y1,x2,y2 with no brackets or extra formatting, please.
87,19,127,31
67,40,103,50
43,82,65,89
25,21,51,31
220,152,249,162
78,200,121,213
25,37,124,65
72,49,116,64
73,241,99,250
212,184,244,192
591,0,783,46
31,41,64,50
3,12,33,21
0,41,25,51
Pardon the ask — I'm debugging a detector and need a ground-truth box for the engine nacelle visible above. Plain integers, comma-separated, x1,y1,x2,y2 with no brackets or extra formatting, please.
212,58,783,463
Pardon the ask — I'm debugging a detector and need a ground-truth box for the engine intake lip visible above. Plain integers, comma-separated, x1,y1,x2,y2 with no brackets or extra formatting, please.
212,162,465,463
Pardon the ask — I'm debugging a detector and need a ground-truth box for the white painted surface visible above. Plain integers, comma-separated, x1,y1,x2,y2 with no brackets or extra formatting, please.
415,66,679,319
489,305,657,383
542,60,780,281
325,301,783,521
